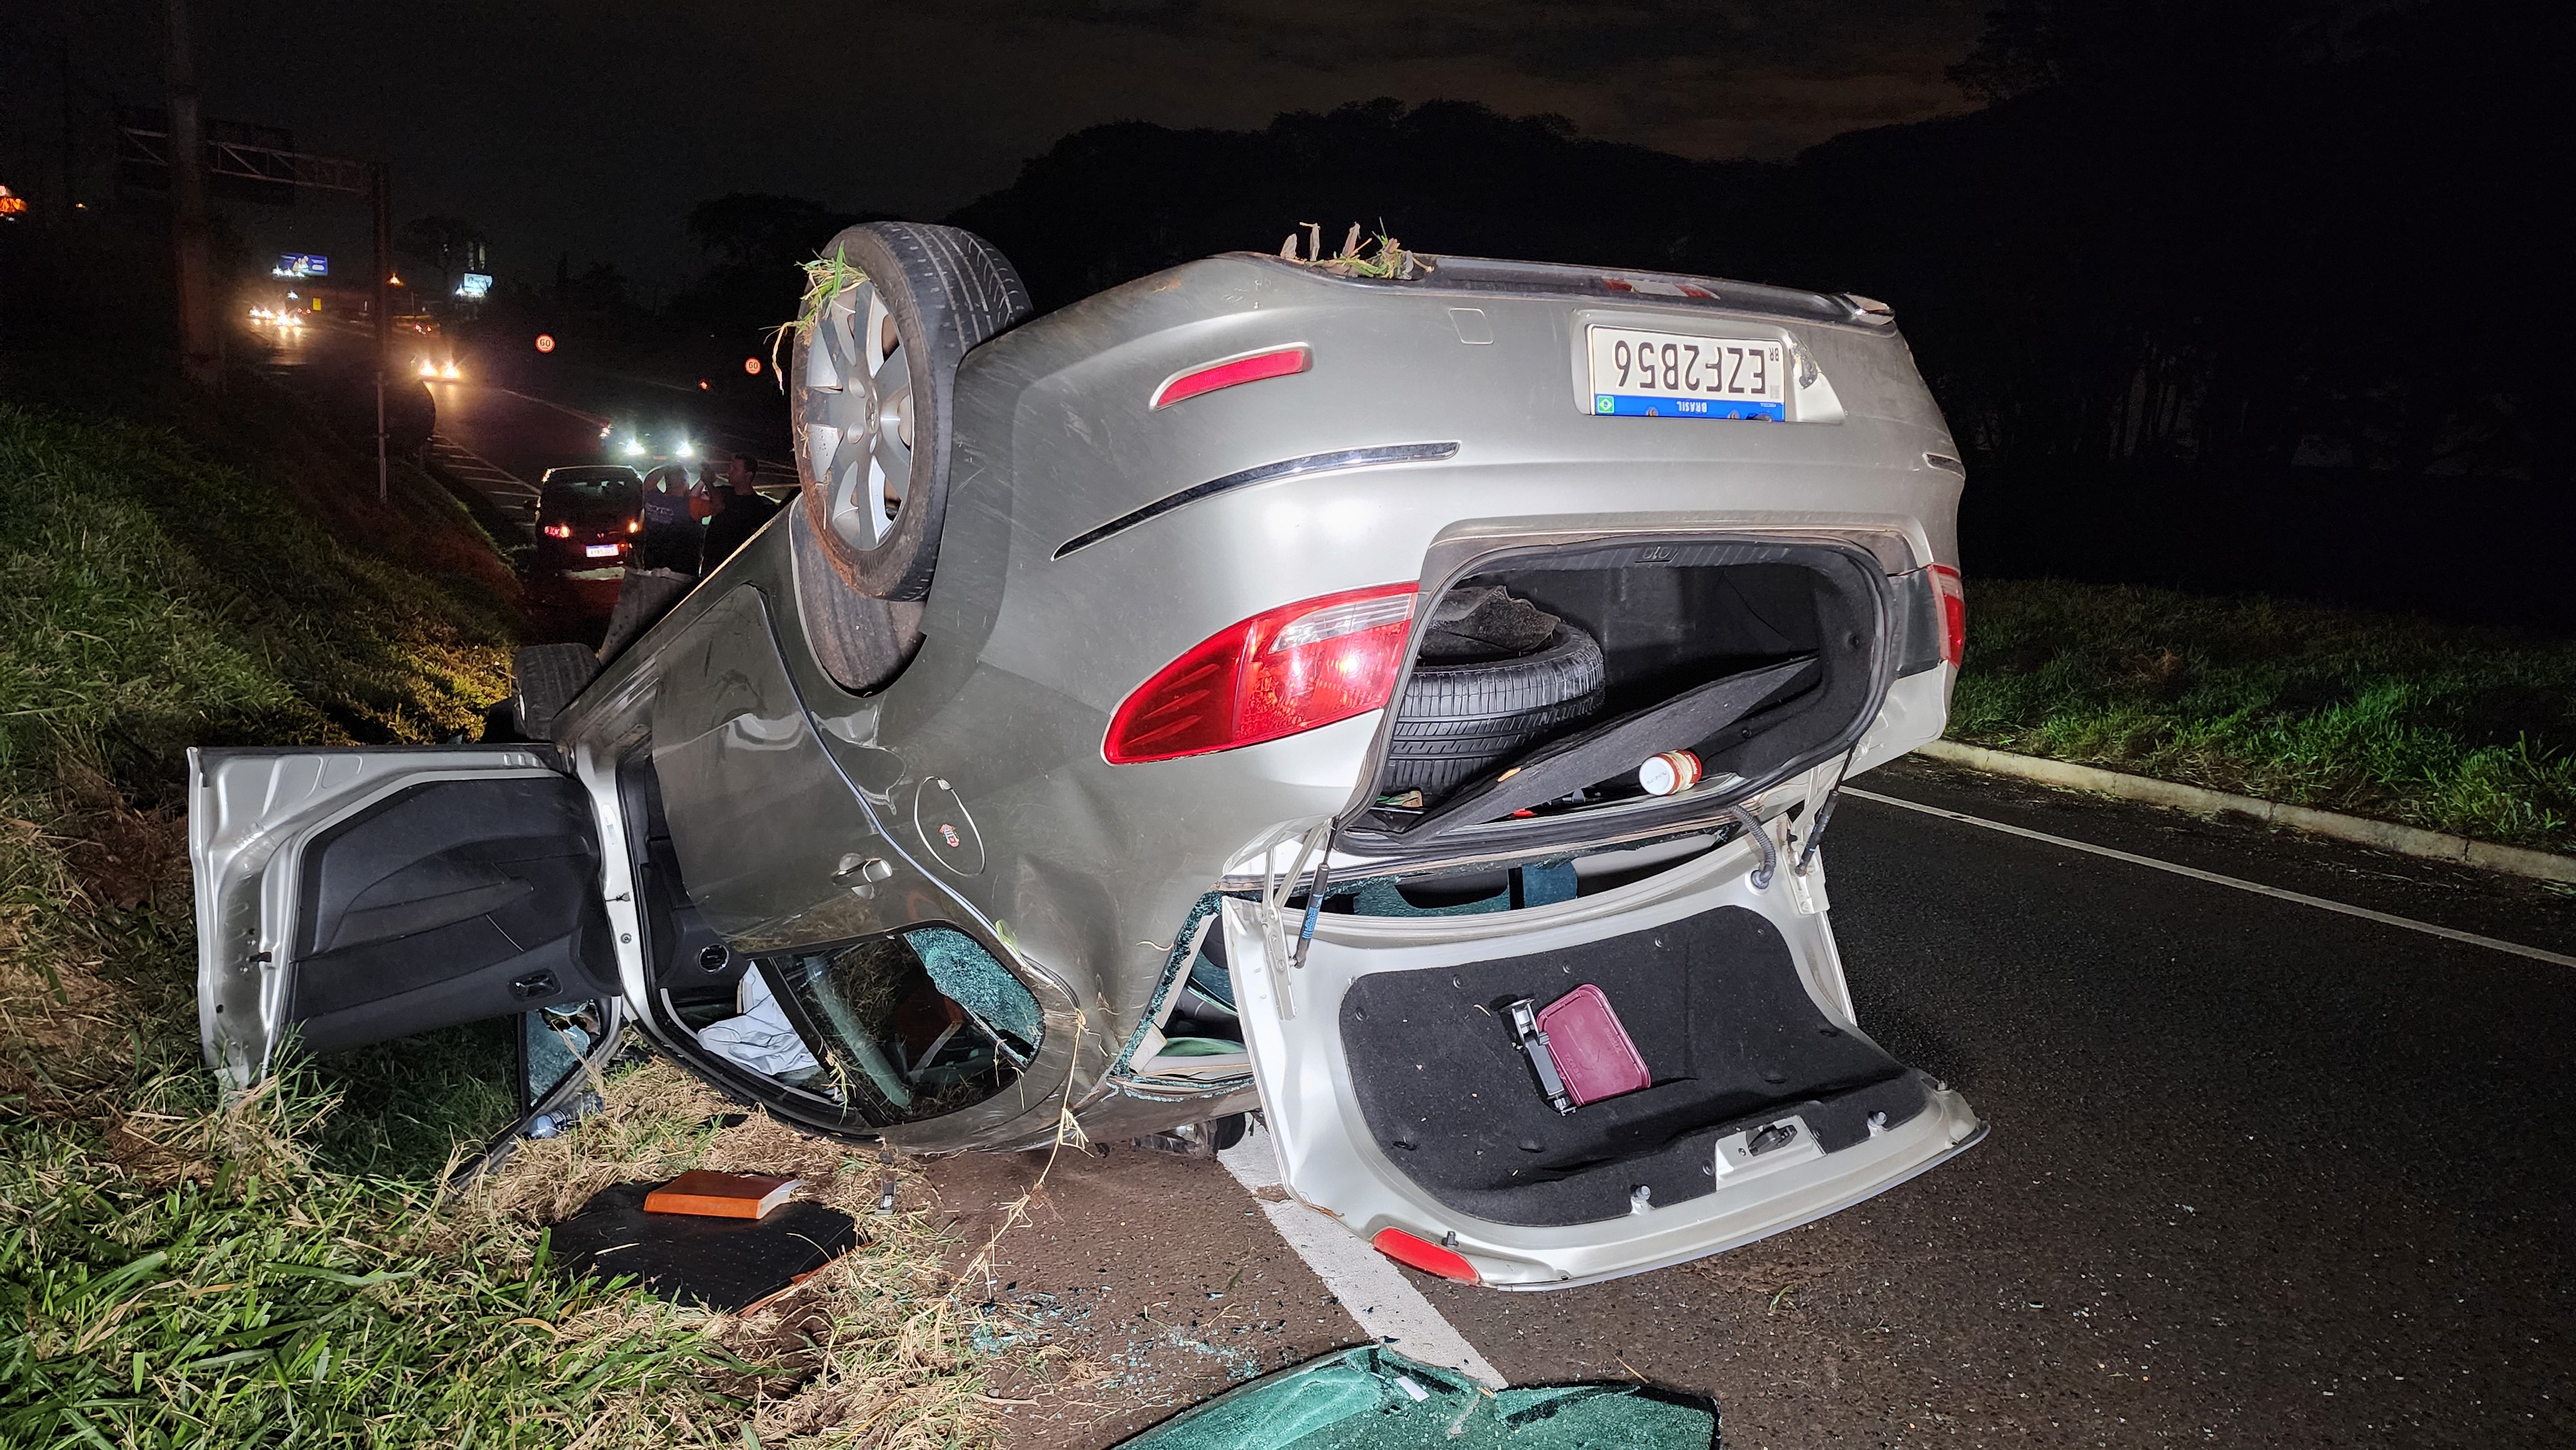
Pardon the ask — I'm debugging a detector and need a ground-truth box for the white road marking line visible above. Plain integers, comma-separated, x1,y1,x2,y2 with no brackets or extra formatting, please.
424,436,543,540
428,436,527,485
1218,1125,1505,1388
1845,787,2576,969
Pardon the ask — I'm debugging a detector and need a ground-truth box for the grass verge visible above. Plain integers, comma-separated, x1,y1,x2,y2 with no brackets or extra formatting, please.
1949,578,2576,854
4,1056,983,1448
1,384,1009,1446
0,389,517,778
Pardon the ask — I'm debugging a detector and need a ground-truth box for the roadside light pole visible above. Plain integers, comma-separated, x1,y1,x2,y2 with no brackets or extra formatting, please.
373,162,392,503
113,115,385,451
165,0,220,388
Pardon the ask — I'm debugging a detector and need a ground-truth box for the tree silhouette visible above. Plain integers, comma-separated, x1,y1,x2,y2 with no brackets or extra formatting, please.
395,215,489,302
1947,0,2341,100
667,192,888,349
914,14,2571,621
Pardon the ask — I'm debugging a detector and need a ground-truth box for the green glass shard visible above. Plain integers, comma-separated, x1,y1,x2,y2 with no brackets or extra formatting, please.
907,925,1042,1046
1113,1346,1717,1450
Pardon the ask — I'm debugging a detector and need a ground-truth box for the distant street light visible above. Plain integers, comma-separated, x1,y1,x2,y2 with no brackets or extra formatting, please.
535,333,556,353
743,357,762,376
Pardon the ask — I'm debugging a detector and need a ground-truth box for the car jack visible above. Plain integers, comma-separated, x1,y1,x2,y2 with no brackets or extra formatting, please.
1507,998,1577,1115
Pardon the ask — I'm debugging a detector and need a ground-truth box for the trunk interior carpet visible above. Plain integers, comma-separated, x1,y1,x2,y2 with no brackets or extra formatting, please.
1337,905,1925,1226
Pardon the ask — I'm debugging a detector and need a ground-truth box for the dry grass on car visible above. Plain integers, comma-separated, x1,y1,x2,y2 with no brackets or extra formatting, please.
1278,221,1429,279
772,245,873,379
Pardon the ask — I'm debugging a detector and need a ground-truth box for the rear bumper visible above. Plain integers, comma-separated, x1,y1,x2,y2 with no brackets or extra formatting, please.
1470,1089,1984,1288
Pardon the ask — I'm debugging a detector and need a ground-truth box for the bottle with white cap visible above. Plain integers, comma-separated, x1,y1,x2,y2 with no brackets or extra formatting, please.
1638,749,1703,796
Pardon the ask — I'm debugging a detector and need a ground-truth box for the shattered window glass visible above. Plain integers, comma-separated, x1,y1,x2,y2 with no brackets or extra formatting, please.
757,927,1041,1125
1113,1346,1717,1450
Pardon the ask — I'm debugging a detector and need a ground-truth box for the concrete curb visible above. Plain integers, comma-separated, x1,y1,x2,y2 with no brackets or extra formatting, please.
1915,740,2576,886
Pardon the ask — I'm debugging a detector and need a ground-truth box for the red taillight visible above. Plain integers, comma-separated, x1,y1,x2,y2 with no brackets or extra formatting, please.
1929,563,1965,666
542,522,573,539
1150,346,1309,410
1104,584,1416,764
1372,1228,1480,1283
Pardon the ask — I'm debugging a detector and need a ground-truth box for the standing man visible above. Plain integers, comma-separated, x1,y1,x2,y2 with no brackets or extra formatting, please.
638,463,698,574
700,453,782,572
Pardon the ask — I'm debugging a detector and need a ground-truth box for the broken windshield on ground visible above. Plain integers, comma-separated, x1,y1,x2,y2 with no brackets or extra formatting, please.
1112,1346,1718,1450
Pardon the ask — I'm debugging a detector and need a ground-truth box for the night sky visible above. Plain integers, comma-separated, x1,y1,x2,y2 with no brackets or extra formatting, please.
45,0,1987,287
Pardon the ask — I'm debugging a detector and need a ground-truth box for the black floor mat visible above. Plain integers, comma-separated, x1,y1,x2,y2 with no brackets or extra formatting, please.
547,1182,858,1310
1338,905,1925,1226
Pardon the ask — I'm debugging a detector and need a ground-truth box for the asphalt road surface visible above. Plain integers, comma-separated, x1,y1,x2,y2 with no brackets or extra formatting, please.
422,377,608,493
923,758,2576,1449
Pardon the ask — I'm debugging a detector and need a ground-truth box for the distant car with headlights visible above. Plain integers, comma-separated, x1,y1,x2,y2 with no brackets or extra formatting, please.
191,222,1980,1291
529,466,643,578
600,419,710,467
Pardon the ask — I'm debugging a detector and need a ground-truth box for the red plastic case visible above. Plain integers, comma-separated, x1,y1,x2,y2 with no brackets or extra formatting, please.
1535,984,1650,1106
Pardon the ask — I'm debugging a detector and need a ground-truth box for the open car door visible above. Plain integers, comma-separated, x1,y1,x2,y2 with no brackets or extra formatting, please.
189,746,625,1092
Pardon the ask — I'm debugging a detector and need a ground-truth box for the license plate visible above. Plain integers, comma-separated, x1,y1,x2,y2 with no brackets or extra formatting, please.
1587,326,1786,420
584,543,621,558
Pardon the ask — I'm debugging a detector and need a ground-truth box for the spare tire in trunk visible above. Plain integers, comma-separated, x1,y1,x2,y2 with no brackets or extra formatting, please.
1383,590,1604,800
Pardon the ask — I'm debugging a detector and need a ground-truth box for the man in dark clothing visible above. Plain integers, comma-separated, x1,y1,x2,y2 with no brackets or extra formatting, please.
637,464,700,573
700,453,782,572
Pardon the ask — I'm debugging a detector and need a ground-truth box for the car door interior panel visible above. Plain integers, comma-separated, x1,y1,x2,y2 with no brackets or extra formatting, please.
287,773,618,1054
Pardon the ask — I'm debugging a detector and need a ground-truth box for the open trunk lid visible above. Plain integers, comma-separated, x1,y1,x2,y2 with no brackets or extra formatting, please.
1220,800,1982,1288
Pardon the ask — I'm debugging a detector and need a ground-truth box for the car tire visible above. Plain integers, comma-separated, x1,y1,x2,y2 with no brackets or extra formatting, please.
509,642,603,742
790,221,1032,600
1383,626,1605,800
791,502,925,695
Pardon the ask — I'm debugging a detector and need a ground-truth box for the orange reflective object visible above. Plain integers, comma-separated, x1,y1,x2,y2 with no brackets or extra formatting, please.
1371,1229,1479,1283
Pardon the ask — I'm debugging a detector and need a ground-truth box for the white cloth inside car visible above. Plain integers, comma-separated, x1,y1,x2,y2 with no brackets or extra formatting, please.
696,967,822,1079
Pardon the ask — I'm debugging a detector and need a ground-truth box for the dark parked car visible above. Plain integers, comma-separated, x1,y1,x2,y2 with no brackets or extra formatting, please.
530,466,643,577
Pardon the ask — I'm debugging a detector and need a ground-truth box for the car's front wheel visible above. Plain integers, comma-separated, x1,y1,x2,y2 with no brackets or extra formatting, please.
789,221,1031,600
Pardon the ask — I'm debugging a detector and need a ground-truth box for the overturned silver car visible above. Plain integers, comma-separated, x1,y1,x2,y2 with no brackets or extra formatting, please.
191,222,1980,1288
